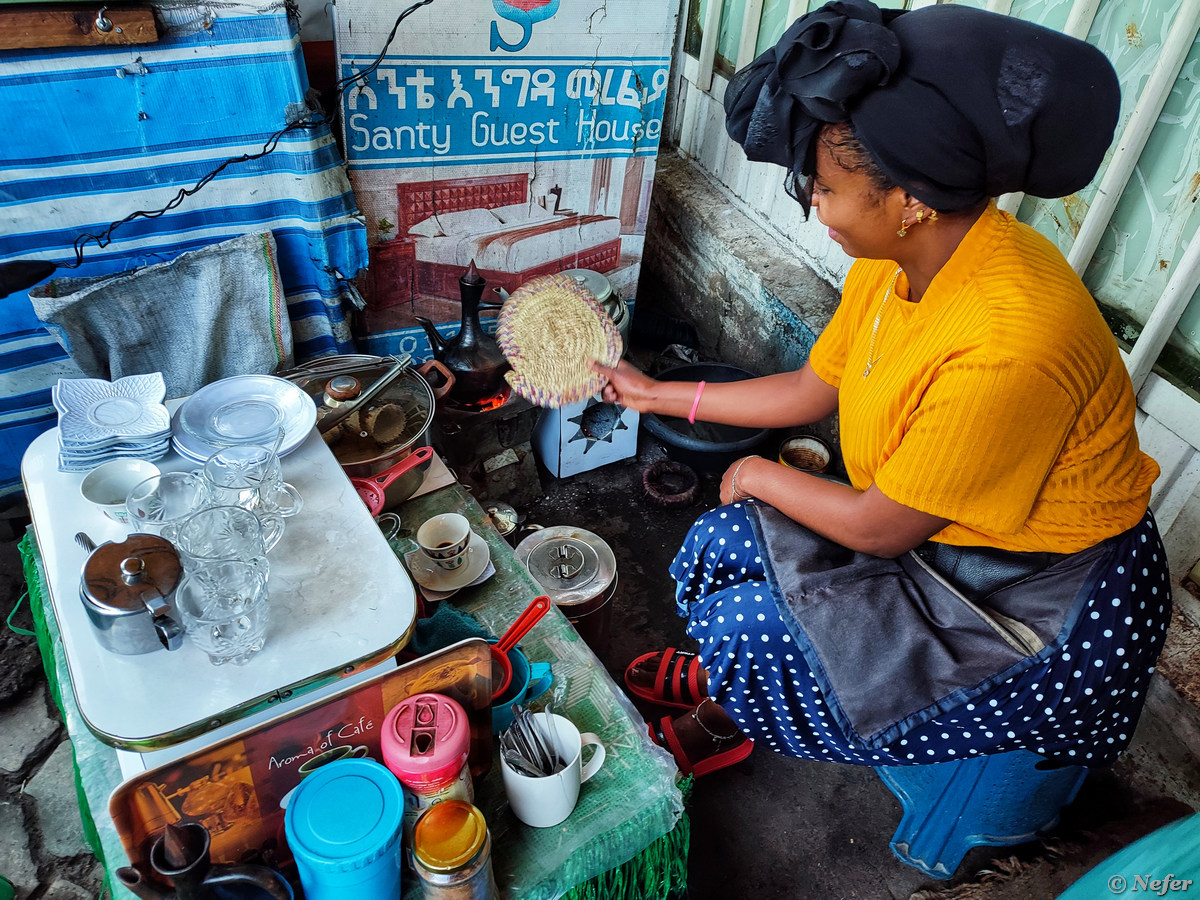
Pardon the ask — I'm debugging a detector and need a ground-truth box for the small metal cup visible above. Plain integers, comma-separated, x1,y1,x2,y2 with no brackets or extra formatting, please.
778,435,832,473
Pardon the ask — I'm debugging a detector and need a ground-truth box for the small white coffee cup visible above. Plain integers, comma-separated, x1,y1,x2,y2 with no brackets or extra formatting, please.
80,458,161,526
500,712,606,828
416,513,472,570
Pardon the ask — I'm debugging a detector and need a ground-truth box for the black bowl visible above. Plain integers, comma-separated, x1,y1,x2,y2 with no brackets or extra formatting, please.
642,363,773,472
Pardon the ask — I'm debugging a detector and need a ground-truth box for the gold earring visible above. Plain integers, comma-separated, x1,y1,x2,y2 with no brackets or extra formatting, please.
915,210,924,224
897,218,909,238
927,209,939,223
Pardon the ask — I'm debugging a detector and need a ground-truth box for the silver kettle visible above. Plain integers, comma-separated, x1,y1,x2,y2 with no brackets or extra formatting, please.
79,533,184,655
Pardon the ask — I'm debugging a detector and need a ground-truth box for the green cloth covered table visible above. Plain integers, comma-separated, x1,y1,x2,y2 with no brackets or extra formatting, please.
21,481,686,900
392,485,686,899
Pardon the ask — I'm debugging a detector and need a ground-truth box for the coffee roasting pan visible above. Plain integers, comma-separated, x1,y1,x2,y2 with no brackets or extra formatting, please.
279,354,452,483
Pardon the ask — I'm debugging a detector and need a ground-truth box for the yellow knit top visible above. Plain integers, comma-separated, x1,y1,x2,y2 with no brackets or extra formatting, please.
809,203,1158,552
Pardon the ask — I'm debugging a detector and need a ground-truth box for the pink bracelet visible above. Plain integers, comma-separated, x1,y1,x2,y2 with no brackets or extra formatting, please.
688,381,707,425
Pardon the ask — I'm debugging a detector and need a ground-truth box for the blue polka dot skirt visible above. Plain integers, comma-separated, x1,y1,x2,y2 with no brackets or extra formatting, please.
671,504,1170,768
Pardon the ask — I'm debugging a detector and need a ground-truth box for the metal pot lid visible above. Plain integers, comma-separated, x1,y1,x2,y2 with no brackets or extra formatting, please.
280,355,435,467
485,501,520,538
562,268,618,316
81,534,182,613
515,525,616,607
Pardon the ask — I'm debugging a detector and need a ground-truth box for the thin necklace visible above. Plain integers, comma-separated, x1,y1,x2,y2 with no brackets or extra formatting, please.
863,267,900,378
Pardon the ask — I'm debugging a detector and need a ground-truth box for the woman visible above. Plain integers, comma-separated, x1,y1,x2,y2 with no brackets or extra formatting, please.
600,0,1170,777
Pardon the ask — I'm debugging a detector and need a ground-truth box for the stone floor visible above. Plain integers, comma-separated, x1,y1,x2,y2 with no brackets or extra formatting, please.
1,424,1199,899
0,506,107,900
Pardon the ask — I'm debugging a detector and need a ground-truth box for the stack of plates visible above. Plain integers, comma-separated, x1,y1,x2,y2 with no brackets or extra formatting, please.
170,374,318,464
54,374,172,472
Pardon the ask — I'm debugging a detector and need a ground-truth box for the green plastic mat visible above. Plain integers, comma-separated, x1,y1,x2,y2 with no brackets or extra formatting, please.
19,530,125,900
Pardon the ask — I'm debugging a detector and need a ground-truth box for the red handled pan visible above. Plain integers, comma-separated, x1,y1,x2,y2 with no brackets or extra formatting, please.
349,446,434,516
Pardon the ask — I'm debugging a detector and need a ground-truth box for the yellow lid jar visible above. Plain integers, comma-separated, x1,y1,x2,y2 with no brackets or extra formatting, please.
411,800,498,900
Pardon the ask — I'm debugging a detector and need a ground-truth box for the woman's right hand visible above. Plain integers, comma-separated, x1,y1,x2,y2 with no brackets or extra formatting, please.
593,360,662,413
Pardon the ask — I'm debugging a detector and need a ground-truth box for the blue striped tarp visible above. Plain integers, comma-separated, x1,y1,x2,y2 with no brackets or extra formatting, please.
0,1,368,502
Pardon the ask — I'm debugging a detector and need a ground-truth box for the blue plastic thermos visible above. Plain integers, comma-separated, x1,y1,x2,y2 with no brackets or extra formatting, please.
284,758,405,899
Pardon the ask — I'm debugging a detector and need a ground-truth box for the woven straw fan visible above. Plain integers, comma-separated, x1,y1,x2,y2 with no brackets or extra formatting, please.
496,273,623,409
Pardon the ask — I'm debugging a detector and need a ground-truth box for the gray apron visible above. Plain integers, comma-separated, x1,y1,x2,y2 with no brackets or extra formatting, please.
746,502,1116,749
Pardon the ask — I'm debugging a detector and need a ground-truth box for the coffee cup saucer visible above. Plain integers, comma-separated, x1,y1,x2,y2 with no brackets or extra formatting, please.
406,530,491,592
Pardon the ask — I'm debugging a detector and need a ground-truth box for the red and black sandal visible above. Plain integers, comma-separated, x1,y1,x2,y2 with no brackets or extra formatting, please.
649,701,754,777
624,647,710,710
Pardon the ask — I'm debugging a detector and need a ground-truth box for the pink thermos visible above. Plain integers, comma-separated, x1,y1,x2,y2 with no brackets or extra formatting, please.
381,692,474,842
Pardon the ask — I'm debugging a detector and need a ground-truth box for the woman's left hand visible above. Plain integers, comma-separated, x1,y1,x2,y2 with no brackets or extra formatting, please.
720,455,762,505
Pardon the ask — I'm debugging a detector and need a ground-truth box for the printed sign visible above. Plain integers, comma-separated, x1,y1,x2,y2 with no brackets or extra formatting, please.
343,59,670,166
334,0,679,344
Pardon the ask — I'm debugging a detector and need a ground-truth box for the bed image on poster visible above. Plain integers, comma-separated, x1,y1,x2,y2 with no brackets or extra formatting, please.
335,0,679,337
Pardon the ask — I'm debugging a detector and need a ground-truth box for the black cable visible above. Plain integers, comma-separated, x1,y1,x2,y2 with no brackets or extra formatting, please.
55,0,437,271
62,119,316,269
330,0,436,100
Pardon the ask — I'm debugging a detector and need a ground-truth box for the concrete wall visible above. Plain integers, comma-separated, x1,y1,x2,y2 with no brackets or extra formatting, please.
640,151,839,378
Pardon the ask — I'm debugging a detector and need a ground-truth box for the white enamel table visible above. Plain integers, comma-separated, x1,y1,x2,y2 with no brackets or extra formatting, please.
21,409,417,756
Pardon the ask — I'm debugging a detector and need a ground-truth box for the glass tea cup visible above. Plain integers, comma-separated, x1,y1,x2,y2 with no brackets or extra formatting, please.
201,443,303,519
174,505,282,575
125,471,210,540
176,558,269,666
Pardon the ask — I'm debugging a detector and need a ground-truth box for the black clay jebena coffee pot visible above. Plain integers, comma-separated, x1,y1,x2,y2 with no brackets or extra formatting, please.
116,822,293,900
416,261,510,406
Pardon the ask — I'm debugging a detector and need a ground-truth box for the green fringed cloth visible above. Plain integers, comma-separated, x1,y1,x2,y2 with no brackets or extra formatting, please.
563,779,692,900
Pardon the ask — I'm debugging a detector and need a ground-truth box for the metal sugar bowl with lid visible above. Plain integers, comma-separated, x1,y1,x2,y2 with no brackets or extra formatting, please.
514,525,616,657
79,533,184,655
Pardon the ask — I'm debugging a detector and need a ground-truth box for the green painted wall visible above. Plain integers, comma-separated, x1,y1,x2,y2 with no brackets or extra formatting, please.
1012,0,1200,381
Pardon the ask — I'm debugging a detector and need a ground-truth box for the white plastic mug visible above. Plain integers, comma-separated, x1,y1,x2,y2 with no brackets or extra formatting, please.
500,713,605,828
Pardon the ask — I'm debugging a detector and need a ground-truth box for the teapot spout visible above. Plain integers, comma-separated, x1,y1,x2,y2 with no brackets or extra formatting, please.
115,866,172,900
414,317,447,356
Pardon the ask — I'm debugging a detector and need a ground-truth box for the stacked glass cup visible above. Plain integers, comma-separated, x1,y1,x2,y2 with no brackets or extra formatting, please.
123,428,301,666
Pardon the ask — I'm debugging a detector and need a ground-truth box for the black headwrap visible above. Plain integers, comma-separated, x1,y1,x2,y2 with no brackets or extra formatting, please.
723,0,901,211
724,0,1121,213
